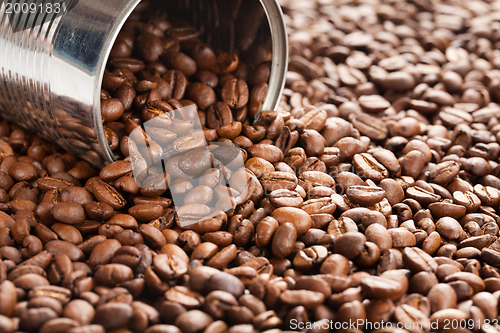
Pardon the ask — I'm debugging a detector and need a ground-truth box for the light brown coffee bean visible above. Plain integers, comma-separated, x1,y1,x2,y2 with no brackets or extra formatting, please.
91,180,126,210
334,232,366,259
272,223,297,258
94,264,134,286
271,207,312,235
346,185,386,206
387,228,416,248
260,172,298,193
280,290,325,309
436,217,466,241
51,202,85,225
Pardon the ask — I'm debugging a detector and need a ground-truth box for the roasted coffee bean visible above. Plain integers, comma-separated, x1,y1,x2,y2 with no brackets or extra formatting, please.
346,185,385,206
101,99,125,123
247,144,283,163
94,264,134,286
271,207,312,235
387,228,416,248
221,78,249,109
428,161,460,185
300,129,326,156
187,83,216,110
394,304,430,332
51,202,85,225
350,113,388,141
334,232,366,259
272,223,297,258
260,172,298,193
365,223,392,253
84,201,114,221
280,290,325,309
353,153,389,181
91,180,126,209
299,171,335,191
301,197,336,215
436,217,466,241
268,189,303,208
45,240,84,261
402,247,438,273
93,302,133,329
400,150,426,179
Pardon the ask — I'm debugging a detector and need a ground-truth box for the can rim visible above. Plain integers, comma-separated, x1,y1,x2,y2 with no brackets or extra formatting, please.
259,0,289,114
93,0,142,164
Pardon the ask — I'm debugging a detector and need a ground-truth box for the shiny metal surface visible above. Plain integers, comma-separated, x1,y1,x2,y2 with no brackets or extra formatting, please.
0,0,288,167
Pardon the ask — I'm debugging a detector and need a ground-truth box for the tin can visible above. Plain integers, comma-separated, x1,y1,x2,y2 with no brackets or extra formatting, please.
0,0,288,166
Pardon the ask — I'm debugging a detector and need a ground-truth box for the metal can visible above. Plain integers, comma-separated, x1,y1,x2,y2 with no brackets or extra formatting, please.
0,0,288,166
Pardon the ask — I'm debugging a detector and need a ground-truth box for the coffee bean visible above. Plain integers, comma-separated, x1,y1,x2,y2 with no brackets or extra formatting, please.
406,186,441,205
94,264,133,286
162,52,197,76
453,191,481,212
64,299,95,325
346,185,385,206
45,240,84,261
402,247,438,273
271,223,297,258
481,248,500,268
444,272,485,294
269,189,303,208
428,283,457,312
206,244,237,269
334,232,366,259
8,161,38,181
428,161,460,185
221,78,249,109
260,172,298,193
153,253,187,280
187,83,216,110
350,113,388,141
365,224,392,253
299,171,335,191
353,153,388,181
280,290,325,309
19,307,58,331
271,207,312,235
175,310,213,333
205,271,244,298
129,204,163,222
430,309,469,330
436,217,466,241
247,144,283,163
358,95,390,113
99,160,132,181
0,281,16,316
300,130,326,156
473,184,500,206
101,99,125,123
91,180,126,210
383,72,415,91
50,202,85,225
387,228,416,248
93,302,133,329
88,239,121,267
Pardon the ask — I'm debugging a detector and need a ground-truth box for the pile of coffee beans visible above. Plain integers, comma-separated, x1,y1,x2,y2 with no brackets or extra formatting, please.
0,0,499,332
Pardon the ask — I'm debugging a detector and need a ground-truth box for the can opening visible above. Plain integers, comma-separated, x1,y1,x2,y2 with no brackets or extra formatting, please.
97,0,288,164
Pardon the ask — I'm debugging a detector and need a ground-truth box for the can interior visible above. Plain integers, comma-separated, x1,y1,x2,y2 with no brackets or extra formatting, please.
98,0,288,163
